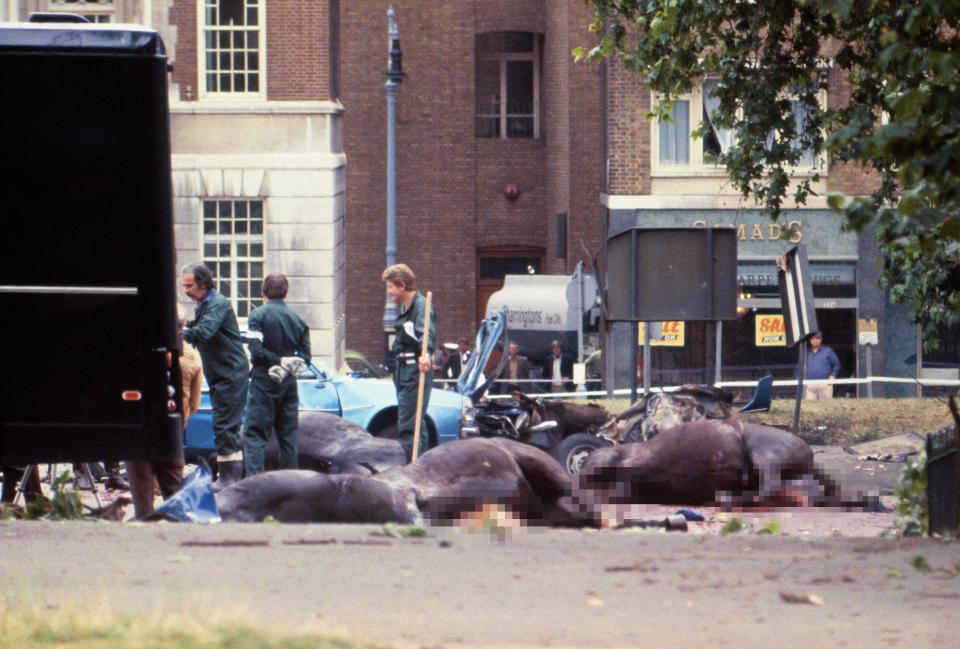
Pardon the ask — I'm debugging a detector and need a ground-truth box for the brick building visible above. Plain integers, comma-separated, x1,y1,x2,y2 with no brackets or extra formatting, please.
11,0,347,369
10,2,944,391
600,51,920,394
338,1,925,392
340,0,604,363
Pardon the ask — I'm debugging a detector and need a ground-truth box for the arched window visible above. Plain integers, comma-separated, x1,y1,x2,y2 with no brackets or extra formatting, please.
475,32,540,139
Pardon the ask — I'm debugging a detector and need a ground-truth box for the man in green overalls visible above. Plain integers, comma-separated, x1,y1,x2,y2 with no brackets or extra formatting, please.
243,273,311,477
382,264,435,461
182,263,249,491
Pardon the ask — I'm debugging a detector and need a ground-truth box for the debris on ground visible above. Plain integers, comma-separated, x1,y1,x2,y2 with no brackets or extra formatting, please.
180,539,271,547
675,508,705,522
779,591,824,605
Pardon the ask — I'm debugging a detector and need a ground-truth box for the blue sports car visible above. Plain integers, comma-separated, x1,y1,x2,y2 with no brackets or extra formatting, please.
183,361,478,461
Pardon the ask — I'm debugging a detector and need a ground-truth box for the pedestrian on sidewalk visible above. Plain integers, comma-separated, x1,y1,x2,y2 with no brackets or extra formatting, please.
805,332,841,400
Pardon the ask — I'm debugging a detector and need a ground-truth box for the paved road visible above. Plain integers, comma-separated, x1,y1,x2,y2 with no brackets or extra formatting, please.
1,520,956,649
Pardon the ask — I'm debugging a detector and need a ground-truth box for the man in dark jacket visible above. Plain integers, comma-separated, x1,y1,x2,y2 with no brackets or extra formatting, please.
182,263,249,491
496,342,532,394
804,331,841,399
542,340,574,392
443,337,471,382
244,273,312,477
383,263,435,461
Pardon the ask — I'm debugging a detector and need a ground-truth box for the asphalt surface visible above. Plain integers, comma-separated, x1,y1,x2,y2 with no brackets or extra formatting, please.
2,436,954,648
1,520,956,649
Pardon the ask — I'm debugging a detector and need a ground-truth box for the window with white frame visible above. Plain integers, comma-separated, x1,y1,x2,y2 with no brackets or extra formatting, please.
653,80,821,172
475,32,540,139
200,0,264,96
202,199,265,319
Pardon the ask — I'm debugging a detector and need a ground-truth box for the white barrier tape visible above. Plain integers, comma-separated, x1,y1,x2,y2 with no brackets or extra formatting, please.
435,376,960,388
716,377,960,388
473,375,960,401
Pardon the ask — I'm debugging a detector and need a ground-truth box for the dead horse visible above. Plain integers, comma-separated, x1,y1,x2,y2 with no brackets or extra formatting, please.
216,470,421,524
372,437,588,526
217,438,590,525
576,419,878,510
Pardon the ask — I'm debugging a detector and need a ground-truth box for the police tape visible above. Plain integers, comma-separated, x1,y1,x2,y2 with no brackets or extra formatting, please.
450,375,960,401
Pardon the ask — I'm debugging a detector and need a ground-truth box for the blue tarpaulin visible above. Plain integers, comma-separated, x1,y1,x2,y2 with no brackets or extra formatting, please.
150,461,220,523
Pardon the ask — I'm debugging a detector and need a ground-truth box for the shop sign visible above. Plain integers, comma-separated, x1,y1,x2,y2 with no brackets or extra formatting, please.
755,314,787,346
695,219,803,243
638,321,685,346
858,318,878,345
738,262,856,287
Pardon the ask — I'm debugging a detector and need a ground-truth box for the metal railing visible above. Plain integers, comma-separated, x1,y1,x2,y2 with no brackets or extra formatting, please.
928,424,959,536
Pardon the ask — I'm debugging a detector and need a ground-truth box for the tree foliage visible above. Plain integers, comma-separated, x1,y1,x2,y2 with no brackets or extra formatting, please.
577,0,960,349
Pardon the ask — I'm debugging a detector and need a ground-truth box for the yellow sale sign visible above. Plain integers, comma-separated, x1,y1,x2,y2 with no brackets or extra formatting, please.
755,314,786,346
638,321,685,347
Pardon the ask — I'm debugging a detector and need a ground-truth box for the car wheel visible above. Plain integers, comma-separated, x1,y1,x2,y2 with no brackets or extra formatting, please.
552,433,609,476
375,423,399,440
374,422,433,448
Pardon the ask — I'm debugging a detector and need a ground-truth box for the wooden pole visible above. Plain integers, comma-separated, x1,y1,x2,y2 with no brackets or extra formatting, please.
793,339,806,435
410,291,432,462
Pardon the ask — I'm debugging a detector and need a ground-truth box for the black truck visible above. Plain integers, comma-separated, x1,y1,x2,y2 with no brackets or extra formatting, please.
0,17,182,465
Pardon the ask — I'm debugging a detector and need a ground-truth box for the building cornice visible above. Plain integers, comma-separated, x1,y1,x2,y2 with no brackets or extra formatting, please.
172,152,346,169
170,100,345,115
601,193,833,210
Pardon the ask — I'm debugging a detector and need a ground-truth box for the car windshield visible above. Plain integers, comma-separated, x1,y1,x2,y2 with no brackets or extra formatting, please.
299,361,336,380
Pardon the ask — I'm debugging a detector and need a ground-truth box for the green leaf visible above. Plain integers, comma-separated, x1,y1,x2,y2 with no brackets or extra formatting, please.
826,193,846,211
756,520,781,535
720,518,744,535
938,217,960,241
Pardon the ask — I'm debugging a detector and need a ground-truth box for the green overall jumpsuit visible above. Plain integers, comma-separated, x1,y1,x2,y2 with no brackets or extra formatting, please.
392,292,435,461
243,298,311,476
183,290,249,458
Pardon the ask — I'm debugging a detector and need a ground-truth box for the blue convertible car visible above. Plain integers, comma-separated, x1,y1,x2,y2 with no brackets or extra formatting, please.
183,361,478,461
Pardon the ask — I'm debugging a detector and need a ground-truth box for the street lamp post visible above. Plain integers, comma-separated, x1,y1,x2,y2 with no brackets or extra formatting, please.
383,6,405,367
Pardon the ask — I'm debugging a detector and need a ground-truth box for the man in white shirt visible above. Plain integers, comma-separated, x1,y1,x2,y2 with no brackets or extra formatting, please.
443,337,471,381
542,340,574,393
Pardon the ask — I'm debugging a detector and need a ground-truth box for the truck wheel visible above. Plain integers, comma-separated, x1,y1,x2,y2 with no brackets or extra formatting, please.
552,433,609,475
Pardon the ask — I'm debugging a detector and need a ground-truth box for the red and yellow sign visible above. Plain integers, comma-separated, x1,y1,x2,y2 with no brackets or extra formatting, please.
638,321,685,347
755,314,786,346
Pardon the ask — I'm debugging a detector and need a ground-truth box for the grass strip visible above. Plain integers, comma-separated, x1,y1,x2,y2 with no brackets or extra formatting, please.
0,604,390,649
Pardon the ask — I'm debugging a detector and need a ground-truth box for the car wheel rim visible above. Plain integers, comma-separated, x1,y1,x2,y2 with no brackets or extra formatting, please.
566,446,594,474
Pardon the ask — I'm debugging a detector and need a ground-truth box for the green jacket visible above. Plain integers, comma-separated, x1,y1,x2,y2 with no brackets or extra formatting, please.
392,292,436,357
247,298,311,380
183,290,249,386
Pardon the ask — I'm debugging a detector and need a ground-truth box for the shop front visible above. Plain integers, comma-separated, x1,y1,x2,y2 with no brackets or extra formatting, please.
605,209,861,393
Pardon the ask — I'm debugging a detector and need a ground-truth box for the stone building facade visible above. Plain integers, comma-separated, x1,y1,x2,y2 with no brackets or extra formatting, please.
12,0,347,369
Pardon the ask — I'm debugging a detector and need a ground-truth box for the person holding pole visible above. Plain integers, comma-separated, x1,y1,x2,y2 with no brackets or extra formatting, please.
382,264,435,461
